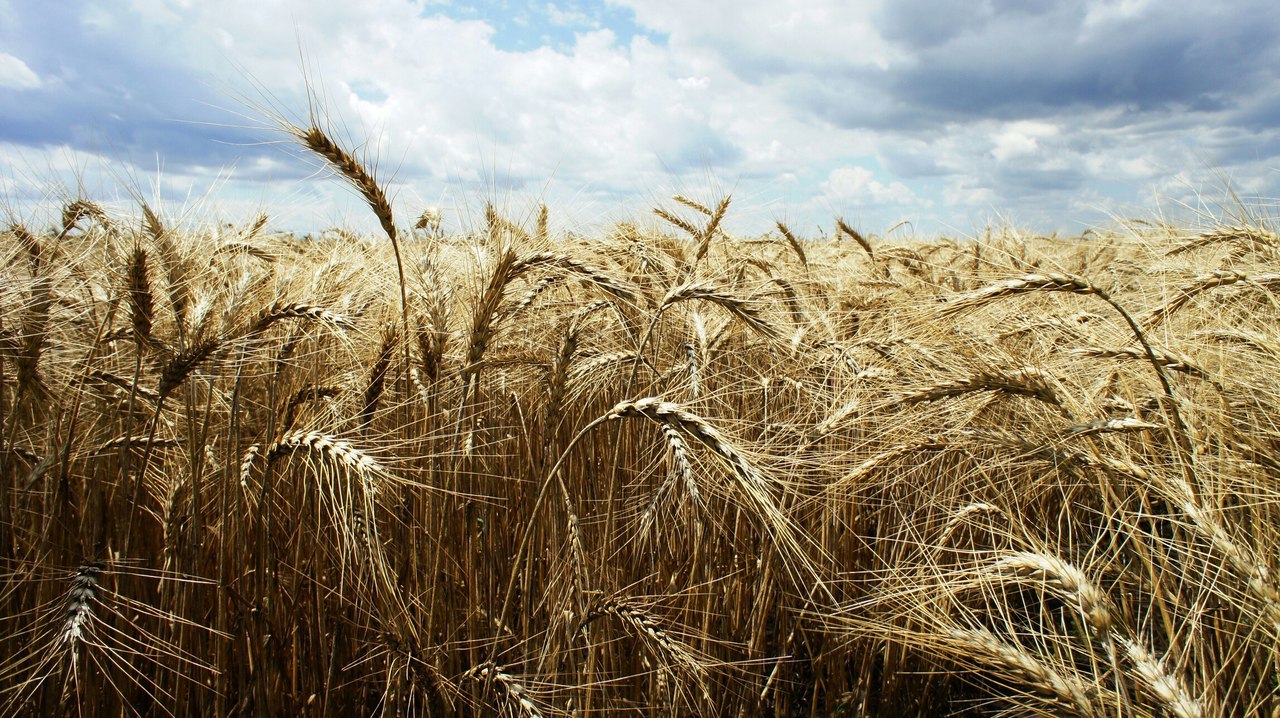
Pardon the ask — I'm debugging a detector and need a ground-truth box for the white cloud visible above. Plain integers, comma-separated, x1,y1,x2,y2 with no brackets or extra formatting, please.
943,179,996,209
0,51,39,89
0,0,1277,237
821,166,925,207
990,121,1059,162
614,0,900,72
546,2,594,27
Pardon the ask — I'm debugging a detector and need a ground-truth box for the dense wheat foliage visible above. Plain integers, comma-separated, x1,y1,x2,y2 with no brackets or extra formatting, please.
2,137,1279,715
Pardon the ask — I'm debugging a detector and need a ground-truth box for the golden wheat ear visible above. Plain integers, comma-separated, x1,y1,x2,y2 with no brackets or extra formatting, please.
284,119,413,373
125,245,155,348
464,662,550,718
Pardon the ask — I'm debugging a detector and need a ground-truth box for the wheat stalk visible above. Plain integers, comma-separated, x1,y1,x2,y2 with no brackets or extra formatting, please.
290,121,413,374
1166,225,1279,256
1146,270,1280,327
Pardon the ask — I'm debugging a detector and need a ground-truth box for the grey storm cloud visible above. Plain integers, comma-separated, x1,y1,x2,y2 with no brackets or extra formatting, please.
887,16,1276,117
877,143,949,179
1232,95,1280,135
990,162,1088,195
0,1,283,178
723,1,1280,132
1199,129,1280,167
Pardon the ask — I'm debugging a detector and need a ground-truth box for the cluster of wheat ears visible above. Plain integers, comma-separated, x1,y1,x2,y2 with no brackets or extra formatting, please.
1,120,1278,717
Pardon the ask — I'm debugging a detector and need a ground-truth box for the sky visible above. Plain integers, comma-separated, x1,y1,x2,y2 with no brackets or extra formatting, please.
1,0,1278,238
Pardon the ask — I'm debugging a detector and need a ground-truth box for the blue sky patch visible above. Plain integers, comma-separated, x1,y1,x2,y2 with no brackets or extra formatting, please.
423,1,662,52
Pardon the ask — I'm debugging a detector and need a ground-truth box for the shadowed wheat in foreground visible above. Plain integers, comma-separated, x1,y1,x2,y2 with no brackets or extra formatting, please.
1,129,1278,716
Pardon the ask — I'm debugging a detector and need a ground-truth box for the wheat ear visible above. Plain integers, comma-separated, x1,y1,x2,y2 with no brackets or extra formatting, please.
61,562,105,646
637,423,704,539
510,251,637,303
12,224,51,400
836,217,875,262
1166,225,1279,257
1145,270,1280,327
775,221,807,266
607,398,824,599
360,323,399,431
1071,345,1219,388
1060,417,1161,438
814,367,1063,436
59,198,109,236
462,244,520,388
125,245,154,347
892,366,1064,409
1115,637,1204,718
947,627,1100,716
142,203,191,335
465,662,546,718
249,301,354,334
267,430,389,484
659,282,779,340
985,550,1203,714
583,597,712,703
941,271,1197,496
291,122,412,372
157,335,223,400
985,552,1115,636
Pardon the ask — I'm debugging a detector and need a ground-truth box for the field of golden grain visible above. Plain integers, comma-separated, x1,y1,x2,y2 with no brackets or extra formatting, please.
1,125,1278,716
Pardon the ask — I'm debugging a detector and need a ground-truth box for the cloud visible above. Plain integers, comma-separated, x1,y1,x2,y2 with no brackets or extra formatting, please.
0,0,1276,237
0,52,40,89
875,0,987,49
885,1,1279,120
820,166,927,207
0,2,273,172
546,2,595,27
615,0,897,73
990,121,1058,163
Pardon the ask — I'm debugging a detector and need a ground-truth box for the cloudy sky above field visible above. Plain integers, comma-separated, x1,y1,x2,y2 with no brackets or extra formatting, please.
1,0,1278,236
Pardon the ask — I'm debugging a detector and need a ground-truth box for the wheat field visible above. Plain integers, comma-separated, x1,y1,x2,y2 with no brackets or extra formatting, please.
1,126,1278,716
